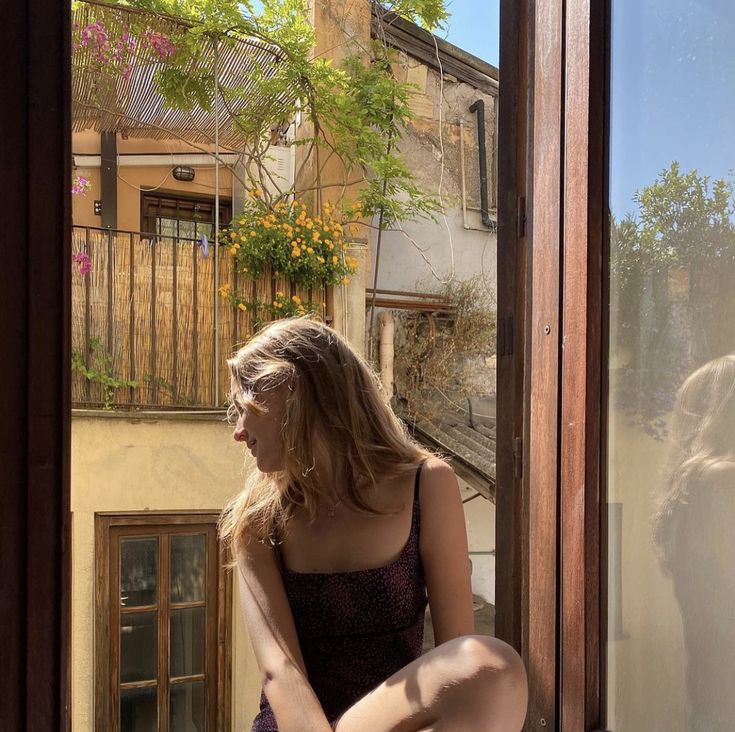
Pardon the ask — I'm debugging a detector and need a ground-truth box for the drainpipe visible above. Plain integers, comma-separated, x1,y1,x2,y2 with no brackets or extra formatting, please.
378,311,394,398
469,99,492,228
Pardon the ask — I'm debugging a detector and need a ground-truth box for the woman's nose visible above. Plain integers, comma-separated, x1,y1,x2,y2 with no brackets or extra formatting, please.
233,417,249,442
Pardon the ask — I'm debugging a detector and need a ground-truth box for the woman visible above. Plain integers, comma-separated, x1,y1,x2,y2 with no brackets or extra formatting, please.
219,317,527,732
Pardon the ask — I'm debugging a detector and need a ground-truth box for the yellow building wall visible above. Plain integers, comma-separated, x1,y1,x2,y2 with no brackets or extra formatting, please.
71,412,261,731
72,130,234,231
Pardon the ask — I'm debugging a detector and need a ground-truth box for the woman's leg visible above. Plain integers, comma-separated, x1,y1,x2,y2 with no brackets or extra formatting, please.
334,635,527,732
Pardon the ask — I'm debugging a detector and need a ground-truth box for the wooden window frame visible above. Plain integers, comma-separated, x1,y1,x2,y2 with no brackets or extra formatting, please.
94,512,232,732
496,0,607,730
6,0,617,729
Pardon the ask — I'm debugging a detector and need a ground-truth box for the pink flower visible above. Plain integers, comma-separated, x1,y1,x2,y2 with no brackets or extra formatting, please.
142,30,176,59
72,251,92,276
71,175,92,196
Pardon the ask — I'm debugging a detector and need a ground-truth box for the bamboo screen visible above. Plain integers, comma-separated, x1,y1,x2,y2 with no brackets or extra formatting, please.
71,227,328,409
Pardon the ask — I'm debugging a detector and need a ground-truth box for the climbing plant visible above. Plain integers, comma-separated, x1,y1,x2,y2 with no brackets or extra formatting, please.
71,0,448,228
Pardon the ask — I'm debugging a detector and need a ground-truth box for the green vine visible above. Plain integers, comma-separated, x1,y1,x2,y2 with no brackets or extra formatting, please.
72,338,139,410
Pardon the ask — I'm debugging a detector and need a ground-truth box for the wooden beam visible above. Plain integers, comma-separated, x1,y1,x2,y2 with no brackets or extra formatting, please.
100,132,118,229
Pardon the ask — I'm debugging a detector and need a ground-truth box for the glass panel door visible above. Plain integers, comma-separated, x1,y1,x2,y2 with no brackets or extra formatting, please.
607,2,735,730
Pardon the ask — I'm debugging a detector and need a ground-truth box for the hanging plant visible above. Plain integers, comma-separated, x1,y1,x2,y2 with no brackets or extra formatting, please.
221,193,359,290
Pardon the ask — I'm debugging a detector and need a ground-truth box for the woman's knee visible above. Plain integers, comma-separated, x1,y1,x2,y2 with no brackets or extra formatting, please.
435,636,527,728
449,635,525,685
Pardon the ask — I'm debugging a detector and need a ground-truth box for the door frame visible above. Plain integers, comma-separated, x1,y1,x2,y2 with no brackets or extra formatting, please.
2,0,72,729
495,0,607,729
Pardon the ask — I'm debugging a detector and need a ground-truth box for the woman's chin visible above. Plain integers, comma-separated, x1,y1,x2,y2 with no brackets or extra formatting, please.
256,457,284,474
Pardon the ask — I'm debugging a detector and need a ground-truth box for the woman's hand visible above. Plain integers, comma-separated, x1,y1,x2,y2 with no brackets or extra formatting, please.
236,536,333,732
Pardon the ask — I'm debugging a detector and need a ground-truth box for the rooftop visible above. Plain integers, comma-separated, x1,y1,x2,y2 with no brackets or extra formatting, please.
401,395,496,501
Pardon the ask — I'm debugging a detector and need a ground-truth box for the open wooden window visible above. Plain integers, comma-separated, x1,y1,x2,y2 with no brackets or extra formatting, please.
95,513,231,732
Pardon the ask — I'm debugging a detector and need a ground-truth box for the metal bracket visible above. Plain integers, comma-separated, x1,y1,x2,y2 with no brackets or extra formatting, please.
513,436,523,479
517,195,526,238
497,315,514,356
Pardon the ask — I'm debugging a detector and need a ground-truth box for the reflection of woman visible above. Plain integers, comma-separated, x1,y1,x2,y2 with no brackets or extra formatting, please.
654,354,735,732
219,318,527,732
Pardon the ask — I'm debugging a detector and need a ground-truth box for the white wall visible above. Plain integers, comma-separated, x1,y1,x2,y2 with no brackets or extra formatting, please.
458,476,496,605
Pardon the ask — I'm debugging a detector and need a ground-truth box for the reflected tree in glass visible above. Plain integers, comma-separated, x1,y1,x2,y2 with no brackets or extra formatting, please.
610,162,735,439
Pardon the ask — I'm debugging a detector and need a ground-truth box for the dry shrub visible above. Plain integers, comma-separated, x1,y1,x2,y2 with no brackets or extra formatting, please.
392,276,496,419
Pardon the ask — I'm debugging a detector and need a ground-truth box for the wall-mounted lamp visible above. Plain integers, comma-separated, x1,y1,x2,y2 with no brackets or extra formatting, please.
172,165,195,182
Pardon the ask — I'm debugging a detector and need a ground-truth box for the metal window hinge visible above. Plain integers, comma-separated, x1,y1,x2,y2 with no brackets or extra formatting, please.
513,436,523,479
497,315,513,357
517,195,526,238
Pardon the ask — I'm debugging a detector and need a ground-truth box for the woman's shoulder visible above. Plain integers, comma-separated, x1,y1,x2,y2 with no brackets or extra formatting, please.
687,460,735,515
419,456,455,479
417,457,460,504
702,460,735,478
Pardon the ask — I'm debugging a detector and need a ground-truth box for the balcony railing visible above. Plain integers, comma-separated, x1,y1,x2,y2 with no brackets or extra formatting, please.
71,226,329,409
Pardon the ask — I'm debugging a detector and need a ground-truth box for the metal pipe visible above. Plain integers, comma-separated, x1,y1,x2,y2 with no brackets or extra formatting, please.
365,297,454,312
367,124,395,361
366,287,448,300
213,36,221,406
378,311,395,397
469,99,492,228
459,118,468,229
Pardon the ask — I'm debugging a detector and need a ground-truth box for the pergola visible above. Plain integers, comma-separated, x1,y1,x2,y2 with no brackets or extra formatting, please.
72,0,286,150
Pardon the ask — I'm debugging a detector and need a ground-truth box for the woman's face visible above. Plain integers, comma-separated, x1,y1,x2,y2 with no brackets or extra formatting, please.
232,382,288,473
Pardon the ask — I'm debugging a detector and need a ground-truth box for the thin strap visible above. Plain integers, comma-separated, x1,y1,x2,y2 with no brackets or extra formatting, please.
413,460,425,502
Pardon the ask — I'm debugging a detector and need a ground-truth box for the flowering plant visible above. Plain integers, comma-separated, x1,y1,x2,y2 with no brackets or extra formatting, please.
72,251,92,276
222,194,359,290
73,18,176,81
72,175,92,196
218,286,323,326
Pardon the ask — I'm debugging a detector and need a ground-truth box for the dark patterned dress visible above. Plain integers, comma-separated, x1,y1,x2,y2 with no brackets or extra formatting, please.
251,464,428,732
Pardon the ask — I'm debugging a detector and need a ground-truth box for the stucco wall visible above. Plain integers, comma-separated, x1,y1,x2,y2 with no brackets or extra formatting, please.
71,413,496,730
70,412,261,731
369,59,498,293
458,477,496,605
72,130,234,231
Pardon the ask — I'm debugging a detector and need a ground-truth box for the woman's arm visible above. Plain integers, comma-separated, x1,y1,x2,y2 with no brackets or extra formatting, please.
236,535,332,732
419,458,476,645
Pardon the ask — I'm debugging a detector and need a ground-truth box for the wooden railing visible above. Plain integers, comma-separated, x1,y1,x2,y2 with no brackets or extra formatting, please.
71,226,328,409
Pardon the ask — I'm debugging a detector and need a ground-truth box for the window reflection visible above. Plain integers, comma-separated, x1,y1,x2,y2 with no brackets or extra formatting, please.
652,356,735,731
607,1,735,729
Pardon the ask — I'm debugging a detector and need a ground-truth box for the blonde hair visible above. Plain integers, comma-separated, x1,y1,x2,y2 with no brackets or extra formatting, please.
653,354,735,569
218,317,431,553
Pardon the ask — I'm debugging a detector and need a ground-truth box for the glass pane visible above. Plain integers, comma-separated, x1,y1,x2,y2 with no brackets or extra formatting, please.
196,222,213,241
120,687,157,732
120,537,157,607
178,220,196,240
171,534,206,603
120,611,158,683
607,2,735,730
170,681,205,731
170,607,205,678
158,217,178,239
